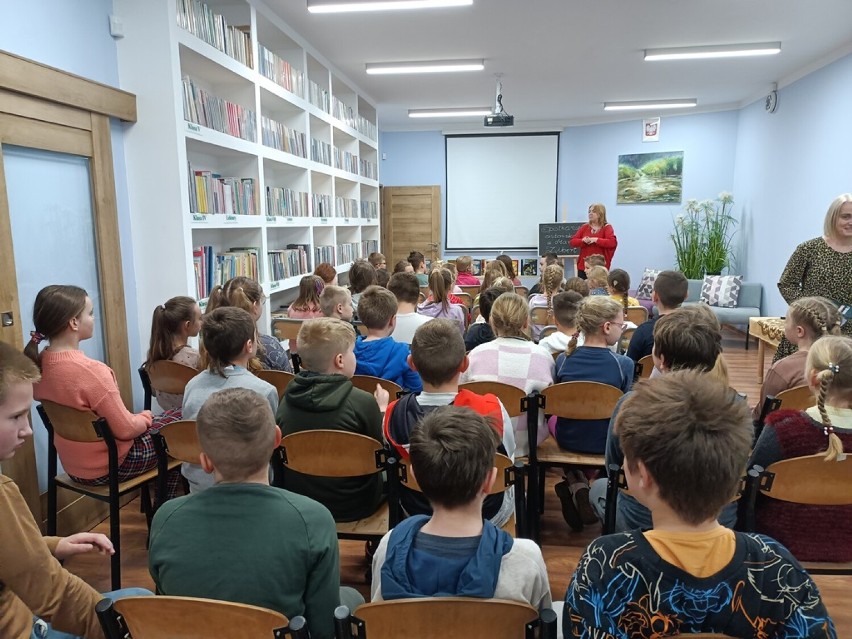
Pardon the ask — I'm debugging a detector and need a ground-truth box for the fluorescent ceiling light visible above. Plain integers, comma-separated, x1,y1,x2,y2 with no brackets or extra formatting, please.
367,59,484,75
409,107,491,118
603,99,698,111
308,0,472,13
644,42,781,61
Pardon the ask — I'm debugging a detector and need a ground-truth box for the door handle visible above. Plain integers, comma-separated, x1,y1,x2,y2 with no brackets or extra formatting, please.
2,311,13,327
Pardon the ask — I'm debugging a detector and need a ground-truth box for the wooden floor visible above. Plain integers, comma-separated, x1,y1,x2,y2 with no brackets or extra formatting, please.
65,328,851,633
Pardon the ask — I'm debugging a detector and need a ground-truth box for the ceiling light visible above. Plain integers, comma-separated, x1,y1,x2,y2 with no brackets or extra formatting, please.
644,42,781,61
409,107,492,118
603,99,698,111
366,59,484,75
308,0,472,13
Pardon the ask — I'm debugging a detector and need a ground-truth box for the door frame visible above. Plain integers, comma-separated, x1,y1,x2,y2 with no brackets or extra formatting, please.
0,50,137,524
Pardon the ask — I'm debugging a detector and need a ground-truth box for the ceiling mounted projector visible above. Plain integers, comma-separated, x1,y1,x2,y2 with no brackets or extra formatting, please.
484,78,514,127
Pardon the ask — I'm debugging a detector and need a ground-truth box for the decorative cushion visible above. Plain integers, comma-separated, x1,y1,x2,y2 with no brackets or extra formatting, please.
700,275,743,308
635,268,661,300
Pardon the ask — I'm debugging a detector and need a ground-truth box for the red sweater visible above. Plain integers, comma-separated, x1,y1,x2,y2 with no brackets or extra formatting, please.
34,350,150,479
569,223,618,269
455,272,481,286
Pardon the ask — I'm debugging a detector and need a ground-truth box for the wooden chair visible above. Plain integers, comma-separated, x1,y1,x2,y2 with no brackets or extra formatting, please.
530,306,552,327
37,401,174,590
96,595,307,639
539,325,558,340
256,369,296,400
455,292,473,309
352,321,369,337
334,598,557,639
754,384,815,442
272,430,391,550
624,305,648,326
139,360,200,411
471,305,481,323
152,419,200,509
514,285,529,298
389,454,528,538
638,354,654,379
350,374,403,398
459,380,527,419
525,382,624,542
743,455,852,574
271,317,304,372
460,285,481,298
617,327,636,354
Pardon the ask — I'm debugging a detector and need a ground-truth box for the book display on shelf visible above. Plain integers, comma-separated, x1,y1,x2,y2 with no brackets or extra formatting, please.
117,0,380,338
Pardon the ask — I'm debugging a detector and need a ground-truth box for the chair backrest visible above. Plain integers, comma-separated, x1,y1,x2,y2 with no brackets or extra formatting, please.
256,369,296,400
514,286,529,298
539,325,558,340
617,327,636,354
350,374,403,398
541,382,623,420
145,360,200,395
398,453,514,496
98,595,295,639
757,454,852,506
458,380,526,418
279,429,386,477
37,401,106,443
459,285,480,297
155,420,201,465
342,598,542,639
455,292,473,309
775,384,816,410
271,317,304,341
352,321,369,337
625,305,648,326
638,354,654,379
530,306,551,326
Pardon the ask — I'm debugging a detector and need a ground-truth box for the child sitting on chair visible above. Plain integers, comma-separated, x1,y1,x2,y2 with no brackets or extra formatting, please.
150,387,359,639
372,405,551,610
585,265,609,296
384,320,516,527
454,255,481,286
626,270,688,363
538,291,584,355
181,307,278,493
565,369,836,638
354,286,423,393
387,271,433,345
276,317,386,521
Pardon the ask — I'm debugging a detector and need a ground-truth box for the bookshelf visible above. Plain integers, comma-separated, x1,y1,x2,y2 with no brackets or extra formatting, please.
115,0,380,339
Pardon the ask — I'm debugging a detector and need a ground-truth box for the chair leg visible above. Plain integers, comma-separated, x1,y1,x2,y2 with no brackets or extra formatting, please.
745,326,750,350
109,496,122,591
47,477,58,536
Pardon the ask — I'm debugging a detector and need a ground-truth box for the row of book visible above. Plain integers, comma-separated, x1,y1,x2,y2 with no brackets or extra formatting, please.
314,245,336,266
261,116,307,157
334,147,359,174
312,193,333,218
362,240,379,256
357,115,378,141
189,167,257,215
332,96,357,130
268,246,309,281
335,197,359,218
258,44,304,97
361,201,378,219
193,246,259,299
266,186,309,217
176,0,252,67
309,80,331,113
359,158,378,180
311,137,332,166
337,242,361,264
183,76,257,142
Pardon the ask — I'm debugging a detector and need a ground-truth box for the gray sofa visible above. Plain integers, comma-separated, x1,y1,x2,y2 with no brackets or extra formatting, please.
682,279,763,347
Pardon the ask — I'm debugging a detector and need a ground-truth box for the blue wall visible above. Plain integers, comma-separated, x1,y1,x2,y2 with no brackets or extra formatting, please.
0,0,143,405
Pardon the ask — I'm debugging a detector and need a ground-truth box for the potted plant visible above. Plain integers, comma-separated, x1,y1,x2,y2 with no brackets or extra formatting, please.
671,192,737,278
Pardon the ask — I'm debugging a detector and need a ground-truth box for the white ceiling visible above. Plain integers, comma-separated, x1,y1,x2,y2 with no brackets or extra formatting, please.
267,0,852,131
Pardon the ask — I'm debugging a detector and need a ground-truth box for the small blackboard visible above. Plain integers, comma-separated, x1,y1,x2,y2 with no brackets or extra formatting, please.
539,223,581,256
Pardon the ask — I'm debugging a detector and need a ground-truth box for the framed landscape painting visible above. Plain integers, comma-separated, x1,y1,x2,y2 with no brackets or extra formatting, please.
617,151,683,204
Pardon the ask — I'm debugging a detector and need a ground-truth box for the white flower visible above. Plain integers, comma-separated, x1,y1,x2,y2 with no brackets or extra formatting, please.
718,191,734,204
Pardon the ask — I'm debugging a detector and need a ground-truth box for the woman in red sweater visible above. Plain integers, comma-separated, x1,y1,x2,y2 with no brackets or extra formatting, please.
569,203,618,278
25,285,179,495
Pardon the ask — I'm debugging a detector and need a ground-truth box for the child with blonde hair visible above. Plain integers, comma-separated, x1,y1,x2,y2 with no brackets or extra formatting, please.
749,335,852,562
418,268,466,335
586,266,609,295
455,255,481,286
286,274,326,353
144,296,202,411
478,259,508,296
528,264,564,341
752,297,841,419
462,293,555,455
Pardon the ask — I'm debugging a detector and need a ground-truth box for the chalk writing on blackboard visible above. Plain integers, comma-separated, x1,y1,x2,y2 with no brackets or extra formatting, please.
539,223,581,256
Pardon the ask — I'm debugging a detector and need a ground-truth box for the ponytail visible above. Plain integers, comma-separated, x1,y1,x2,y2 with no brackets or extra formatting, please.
146,296,198,367
565,331,580,357
430,268,451,313
816,368,844,462
24,285,88,369
607,269,631,317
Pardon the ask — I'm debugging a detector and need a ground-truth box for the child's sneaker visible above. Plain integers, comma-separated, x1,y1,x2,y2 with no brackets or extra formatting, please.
555,479,584,532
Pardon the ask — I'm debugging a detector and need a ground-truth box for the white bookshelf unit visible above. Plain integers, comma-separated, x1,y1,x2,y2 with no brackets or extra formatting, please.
115,0,379,345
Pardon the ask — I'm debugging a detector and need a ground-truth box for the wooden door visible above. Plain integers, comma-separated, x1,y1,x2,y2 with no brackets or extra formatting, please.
381,186,441,266
0,51,136,528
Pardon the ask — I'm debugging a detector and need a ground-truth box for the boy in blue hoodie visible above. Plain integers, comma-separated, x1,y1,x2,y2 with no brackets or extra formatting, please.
353,285,423,393
370,405,551,610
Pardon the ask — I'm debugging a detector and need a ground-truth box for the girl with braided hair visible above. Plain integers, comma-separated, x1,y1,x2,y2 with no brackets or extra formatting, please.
605,268,639,314
752,297,841,420
749,335,852,561
528,264,564,341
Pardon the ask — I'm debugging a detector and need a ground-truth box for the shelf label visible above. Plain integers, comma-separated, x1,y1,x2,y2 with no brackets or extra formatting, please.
224,215,238,224
186,122,202,135
266,216,276,223
285,217,294,223
192,214,208,223
320,218,328,224
270,281,280,290
343,218,350,224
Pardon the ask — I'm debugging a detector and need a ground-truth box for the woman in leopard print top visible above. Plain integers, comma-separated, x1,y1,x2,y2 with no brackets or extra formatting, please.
774,194,852,361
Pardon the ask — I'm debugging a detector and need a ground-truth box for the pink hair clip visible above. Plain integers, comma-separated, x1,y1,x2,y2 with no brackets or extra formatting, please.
30,331,46,344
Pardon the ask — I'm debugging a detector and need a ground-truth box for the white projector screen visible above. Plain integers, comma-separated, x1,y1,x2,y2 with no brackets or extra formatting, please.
445,133,559,251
